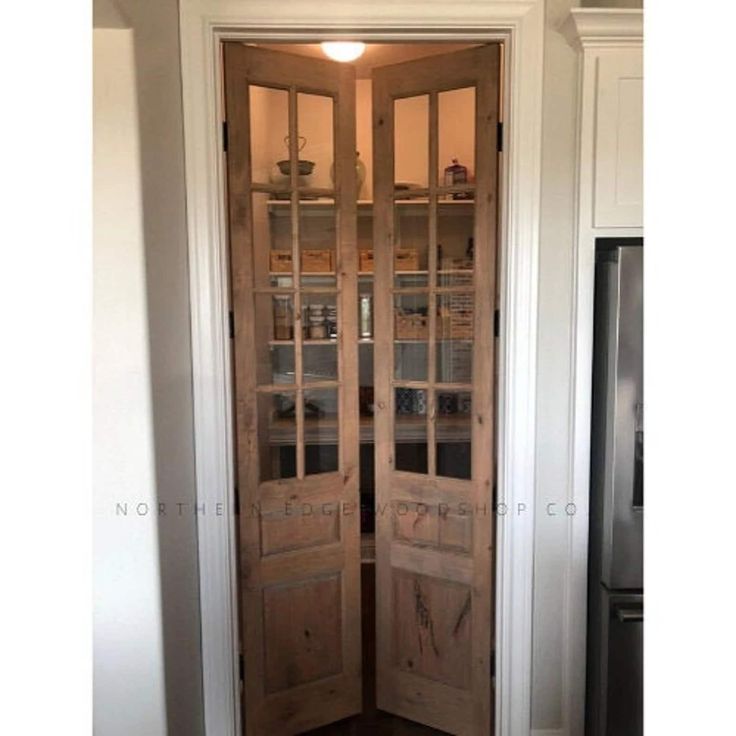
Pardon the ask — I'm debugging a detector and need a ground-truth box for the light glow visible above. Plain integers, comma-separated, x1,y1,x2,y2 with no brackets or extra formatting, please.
321,42,366,63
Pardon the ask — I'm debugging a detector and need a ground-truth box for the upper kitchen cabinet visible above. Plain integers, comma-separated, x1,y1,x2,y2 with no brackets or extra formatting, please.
565,9,643,230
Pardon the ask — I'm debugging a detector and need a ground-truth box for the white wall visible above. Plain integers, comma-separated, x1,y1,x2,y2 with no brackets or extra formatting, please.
93,0,204,734
93,27,169,736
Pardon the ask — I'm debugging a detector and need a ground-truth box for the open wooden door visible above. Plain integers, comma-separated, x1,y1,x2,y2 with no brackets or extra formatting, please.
372,45,501,735
223,44,361,735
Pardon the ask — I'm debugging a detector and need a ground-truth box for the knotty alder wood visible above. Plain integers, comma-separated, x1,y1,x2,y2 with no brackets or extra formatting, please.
224,43,360,736
373,44,501,736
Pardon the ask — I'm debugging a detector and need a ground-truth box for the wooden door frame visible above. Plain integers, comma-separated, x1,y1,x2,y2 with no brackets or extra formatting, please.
179,2,545,735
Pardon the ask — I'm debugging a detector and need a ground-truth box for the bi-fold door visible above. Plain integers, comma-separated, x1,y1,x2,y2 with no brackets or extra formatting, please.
224,42,500,736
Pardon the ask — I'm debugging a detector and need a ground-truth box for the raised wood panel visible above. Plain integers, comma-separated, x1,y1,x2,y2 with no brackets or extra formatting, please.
260,504,341,556
593,49,643,228
392,570,472,690
263,575,343,693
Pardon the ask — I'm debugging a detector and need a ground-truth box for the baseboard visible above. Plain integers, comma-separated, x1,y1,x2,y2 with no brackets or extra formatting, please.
531,729,565,736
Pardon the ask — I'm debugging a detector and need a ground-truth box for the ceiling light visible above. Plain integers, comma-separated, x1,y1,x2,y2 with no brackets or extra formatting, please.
321,42,366,63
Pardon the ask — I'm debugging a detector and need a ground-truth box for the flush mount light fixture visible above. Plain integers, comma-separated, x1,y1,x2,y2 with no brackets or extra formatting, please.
321,42,366,63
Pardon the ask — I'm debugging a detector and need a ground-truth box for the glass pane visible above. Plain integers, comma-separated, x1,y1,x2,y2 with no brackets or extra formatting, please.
268,344,295,386
258,392,296,482
249,85,289,189
246,192,292,288
297,92,334,192
394,203,428,287
304,388,339,475
438,87,476,198
303,344,338,383
395,388,427,474
437,201,475,286
254,293,294,386
436,391,472,480
299,199,336,287
301,292,337,342
436,292,474,383
394,95,428,190
394,293,428,381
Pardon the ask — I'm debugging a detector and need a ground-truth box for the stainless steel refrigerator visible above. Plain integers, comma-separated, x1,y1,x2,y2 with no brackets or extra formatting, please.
586,239,643,736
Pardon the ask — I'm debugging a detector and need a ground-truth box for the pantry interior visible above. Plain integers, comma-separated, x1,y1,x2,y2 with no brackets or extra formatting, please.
226,41,501,735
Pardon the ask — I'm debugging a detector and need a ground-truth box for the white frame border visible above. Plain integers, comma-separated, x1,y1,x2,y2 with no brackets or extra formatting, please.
179,2,545,734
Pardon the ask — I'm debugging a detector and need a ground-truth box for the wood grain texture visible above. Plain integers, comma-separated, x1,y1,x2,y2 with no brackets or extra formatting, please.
372,44,501,736
224,42,360,735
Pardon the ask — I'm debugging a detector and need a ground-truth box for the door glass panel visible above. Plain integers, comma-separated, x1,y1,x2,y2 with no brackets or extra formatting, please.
297,92,335,193
395,387,428,474
247,192,293,288
301,292,338,343
394,293,428,381
304,387,339,475
253,293,294,385
249,86,289,190
258,392,297,482
299,199,336,288
437,201,475,286
435,390,472,480
303,344,338,383
394,95,429,190
436,292,474,383
438,87,476,198
394,203,429,287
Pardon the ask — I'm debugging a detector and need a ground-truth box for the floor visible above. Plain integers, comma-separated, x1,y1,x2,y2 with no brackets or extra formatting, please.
303,563,447,736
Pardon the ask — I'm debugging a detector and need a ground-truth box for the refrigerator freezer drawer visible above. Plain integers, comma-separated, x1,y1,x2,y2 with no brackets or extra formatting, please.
587,588,643,736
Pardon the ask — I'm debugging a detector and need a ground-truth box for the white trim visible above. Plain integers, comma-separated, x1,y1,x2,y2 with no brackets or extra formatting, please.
179,2,544,734
562,10,643,736
562,8,643,49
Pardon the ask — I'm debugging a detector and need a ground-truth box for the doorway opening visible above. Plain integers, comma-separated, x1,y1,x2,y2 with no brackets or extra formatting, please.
223,41,503,736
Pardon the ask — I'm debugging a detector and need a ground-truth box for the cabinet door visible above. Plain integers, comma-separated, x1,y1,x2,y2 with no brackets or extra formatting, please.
593,48,643,228
223,44,360,735
372,45,500,735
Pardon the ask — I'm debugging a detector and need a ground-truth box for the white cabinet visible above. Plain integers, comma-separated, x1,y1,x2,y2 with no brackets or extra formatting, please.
592,48,643,228
566,9,644,231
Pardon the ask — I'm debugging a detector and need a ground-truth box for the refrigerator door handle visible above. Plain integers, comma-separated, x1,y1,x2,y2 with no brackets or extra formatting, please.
615,605,644,624
633,401,644,510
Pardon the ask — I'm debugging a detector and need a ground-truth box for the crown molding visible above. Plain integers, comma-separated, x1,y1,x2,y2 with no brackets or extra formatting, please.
561,8,643,49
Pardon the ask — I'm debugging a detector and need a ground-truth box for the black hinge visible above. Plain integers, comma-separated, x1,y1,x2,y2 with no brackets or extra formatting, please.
494,308,500,338
490,650,496,684
233,485,240,516
222,121,229,153
496,121,504,153
239,653,244,681
228,310,235,339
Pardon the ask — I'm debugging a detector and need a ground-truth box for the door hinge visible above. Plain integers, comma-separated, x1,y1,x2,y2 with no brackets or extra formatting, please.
233,484,240,516
239,653,244,682
496,121,503,153
222,121,229,153
228,310,235,339
494,308,500,338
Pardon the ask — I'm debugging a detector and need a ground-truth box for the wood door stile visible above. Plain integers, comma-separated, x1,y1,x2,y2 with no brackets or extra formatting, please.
373,45,501,736
224,43,360,736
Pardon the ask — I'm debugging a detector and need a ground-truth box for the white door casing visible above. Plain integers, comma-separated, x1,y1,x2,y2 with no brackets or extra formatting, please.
179,1,546,734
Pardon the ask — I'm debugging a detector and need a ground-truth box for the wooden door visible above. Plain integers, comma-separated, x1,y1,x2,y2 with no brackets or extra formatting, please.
223,44,361,735
372,45,501,735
